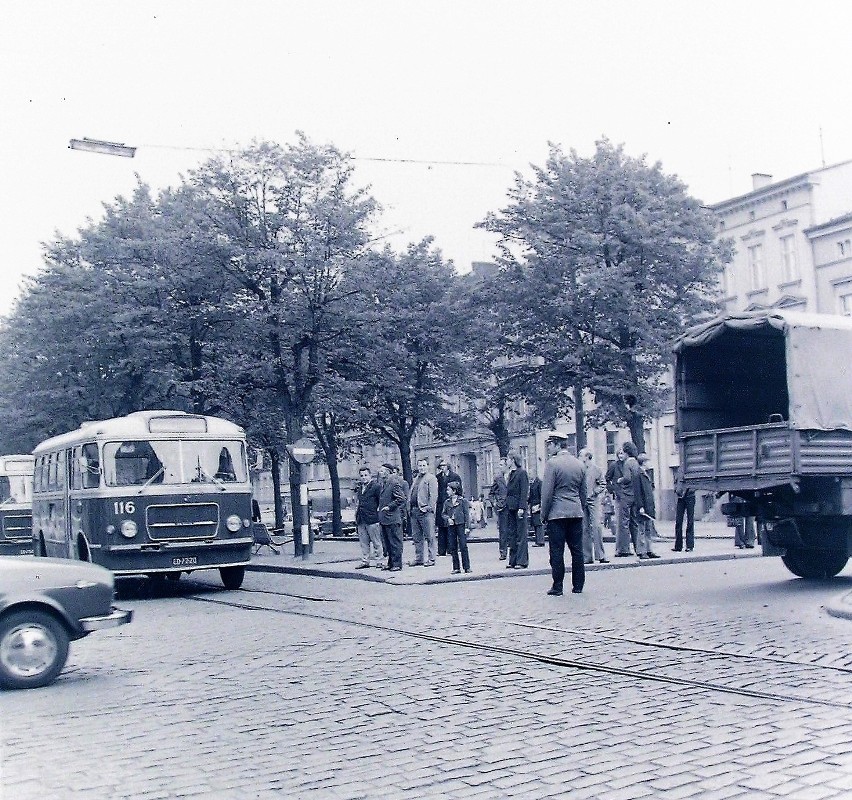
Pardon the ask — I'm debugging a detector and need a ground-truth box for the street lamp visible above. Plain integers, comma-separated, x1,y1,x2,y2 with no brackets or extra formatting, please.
68,137,136,158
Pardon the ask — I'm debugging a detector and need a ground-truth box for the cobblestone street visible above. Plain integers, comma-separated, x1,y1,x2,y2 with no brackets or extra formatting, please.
3,554,852,799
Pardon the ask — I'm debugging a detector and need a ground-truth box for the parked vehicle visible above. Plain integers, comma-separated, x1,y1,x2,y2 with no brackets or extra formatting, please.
0,556,132,689
0,455,34,556
674,310,852,578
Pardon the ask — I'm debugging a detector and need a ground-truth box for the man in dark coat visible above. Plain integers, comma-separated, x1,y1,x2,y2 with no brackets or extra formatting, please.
436,460,462,556
540,431,587,596
377,463,407,571
673,466,696,552
505,449,530,569
355,466,383,568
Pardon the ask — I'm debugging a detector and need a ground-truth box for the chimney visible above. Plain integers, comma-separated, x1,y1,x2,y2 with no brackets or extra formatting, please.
751,173,773,191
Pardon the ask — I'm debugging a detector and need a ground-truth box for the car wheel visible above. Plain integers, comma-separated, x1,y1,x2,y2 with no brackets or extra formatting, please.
781,548,849,579
220,566,245,590
0,609,70,690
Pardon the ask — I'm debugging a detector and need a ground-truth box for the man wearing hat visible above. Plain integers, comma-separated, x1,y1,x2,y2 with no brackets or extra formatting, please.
377,462,407,571
540,431,587,596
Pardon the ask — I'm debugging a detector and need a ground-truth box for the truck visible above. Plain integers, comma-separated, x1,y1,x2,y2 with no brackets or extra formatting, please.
674,309,852,579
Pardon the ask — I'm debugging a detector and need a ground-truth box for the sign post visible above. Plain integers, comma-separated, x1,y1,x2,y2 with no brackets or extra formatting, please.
287,438,316,561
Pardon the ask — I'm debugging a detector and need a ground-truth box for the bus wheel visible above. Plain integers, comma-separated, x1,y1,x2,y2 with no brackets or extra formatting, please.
0,609,70,690
781,548,849,579
220,566,245,590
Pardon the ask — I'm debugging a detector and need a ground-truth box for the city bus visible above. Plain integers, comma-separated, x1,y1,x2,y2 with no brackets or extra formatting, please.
0,454,35,556
31,411,253,589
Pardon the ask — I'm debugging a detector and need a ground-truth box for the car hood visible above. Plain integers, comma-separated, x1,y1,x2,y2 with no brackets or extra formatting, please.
0,556,115,590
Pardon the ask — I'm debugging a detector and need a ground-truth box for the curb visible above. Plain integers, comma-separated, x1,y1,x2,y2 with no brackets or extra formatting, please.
246,549,764,586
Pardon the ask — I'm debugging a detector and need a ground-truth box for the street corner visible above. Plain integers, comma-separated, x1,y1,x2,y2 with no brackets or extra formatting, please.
825,588,852,621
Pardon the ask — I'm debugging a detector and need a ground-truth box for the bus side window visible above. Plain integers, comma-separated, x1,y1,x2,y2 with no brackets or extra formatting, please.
80,443,100,489
47,453,58,491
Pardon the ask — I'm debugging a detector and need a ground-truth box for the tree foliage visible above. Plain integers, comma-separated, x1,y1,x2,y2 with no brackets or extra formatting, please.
479,138,732,449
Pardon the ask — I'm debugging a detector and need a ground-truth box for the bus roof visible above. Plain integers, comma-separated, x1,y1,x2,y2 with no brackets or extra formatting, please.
0,454,35,475
32,411,247,456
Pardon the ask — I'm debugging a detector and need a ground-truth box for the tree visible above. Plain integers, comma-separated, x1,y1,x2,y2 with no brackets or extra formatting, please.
189,136,377,537
352,241,473,483
479,139,732,451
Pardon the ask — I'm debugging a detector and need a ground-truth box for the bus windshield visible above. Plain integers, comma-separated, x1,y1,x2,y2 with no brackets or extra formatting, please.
103,440,247,487
0,475,32,505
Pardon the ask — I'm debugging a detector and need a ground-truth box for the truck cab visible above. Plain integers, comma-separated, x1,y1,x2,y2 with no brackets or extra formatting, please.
674,309,852,578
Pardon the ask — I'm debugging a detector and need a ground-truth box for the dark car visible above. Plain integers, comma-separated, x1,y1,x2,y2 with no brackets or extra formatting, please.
0,557,132,690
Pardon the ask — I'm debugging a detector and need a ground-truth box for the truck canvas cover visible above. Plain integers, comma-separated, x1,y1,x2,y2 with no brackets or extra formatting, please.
674,310,852,433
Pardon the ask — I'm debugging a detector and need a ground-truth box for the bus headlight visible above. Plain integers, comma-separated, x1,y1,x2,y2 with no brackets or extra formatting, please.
226,514,242,532
120,520,138,539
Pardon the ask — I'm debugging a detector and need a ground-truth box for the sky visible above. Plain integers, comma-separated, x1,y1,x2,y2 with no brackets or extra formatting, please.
2,0,852,316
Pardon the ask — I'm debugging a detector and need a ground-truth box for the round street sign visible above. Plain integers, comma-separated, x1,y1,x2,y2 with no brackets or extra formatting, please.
289,438,316,464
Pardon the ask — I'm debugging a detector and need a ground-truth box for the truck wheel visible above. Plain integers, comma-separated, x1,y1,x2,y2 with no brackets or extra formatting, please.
220,566,245,590
0,609,70,690
781,548,849,579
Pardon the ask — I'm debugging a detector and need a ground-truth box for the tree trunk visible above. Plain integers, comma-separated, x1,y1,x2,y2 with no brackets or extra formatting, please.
573,384,586,452
269,448,285,529
327,444,342,536
397,434,414,487
626,409,645,453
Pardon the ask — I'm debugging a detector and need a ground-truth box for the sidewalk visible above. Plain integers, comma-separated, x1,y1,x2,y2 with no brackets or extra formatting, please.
247,518,762,586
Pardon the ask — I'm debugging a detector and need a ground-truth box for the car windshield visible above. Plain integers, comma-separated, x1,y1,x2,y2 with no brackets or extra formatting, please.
103,440,247,487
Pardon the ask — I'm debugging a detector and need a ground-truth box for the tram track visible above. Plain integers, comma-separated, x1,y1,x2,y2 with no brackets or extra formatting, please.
189,590,852,711
234,584,852,675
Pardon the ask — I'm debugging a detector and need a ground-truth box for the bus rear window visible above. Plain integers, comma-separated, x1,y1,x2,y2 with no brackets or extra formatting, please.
103,440,247,486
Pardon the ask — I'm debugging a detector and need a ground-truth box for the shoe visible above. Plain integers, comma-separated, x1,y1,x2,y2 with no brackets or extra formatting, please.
685,547,693,552
584,560,593,565
516,564,528,569
389,566,402,572
534,543,545,547
464,569,472,573
572,588,583,594
408,561,424,567
451,569,461,575
646,553,661,559
547,588,563,596
424,561,436,566
506,564,516,569
499,554,507,560
355,563,371,569
637,554,649,560
615,553,631,557
744,545,755,549
598,558,609,563
671,548,682,552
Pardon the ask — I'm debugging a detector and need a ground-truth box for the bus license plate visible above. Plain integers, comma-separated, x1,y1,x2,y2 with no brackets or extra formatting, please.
172,557,198,567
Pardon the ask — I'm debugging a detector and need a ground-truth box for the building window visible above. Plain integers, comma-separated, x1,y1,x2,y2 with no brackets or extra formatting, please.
748,244,764,290
606,431,617,465
518,445,529,473
779,235,798,281
781,200,788,211
664,425,676,455
838,239,852,258
840,293,852,316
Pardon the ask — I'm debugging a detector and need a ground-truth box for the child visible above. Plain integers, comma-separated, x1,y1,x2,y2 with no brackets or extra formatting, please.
442,481,471,574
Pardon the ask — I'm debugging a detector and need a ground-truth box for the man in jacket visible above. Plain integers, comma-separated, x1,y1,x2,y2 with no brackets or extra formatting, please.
617,442,642,557
673,465,696,552
634,453,661,559
436,460,463,556
505,449,530,569
488,458,509,560
377,463,407,571
606,448,631,556
579,448,608,564
408,458,439,566
355,466,383,568
540,432,587,596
